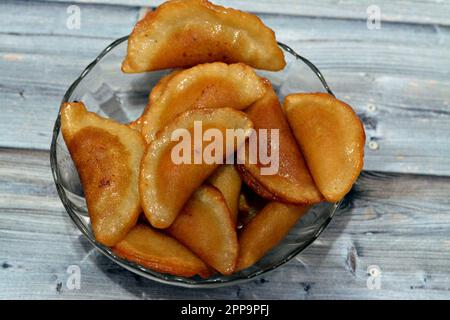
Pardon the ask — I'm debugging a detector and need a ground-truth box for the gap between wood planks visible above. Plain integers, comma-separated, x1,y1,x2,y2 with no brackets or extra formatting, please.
27,0,450,27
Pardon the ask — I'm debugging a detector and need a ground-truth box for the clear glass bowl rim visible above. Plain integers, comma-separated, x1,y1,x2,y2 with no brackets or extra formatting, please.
50,35,340,288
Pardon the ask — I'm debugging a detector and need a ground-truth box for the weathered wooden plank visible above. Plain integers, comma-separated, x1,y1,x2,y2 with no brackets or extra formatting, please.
1,149,449,299
2,0,138,39
37,0,450,26
1,1,449,176
0,34,114,150
5,0,449,45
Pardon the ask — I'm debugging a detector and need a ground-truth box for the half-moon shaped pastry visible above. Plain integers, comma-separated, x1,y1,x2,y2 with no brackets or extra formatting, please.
236,202,309,271
238,85,323,204
284,93,365,202
140,62,266,143
149,69,183,104
168,186,238,275
140,108,253,229
60,102,145,246
127,70,182,133
113,224,211,278
207,165,241,226
122,0,286,72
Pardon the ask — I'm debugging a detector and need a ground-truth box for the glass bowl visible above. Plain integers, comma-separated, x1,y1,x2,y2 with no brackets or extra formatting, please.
50,36,339,288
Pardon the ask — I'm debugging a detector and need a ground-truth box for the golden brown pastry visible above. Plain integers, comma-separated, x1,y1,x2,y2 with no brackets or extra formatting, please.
284,93,365,202
122,0,285,72
113,224,211,278
208,165,241,225
236,202,309,271
140,62,266,143
128,70,184,132
168,186,238,275
139,108,253,229
60,102,144,246
238,84,323,204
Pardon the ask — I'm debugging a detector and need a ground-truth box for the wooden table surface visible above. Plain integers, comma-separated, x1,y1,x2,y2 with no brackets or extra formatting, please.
1,0,449,299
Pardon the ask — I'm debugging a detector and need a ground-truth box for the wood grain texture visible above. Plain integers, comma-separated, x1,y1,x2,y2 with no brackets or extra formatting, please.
1,149,449,299
1,1,449,175
39,0,450,26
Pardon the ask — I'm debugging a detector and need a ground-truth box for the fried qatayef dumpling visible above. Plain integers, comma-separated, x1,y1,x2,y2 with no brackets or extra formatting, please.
113,224,211,278
149,69,183,104
284,93,365,202
60,102,145,246
208,165,241,225
127,70,183,133
168,186,238,275
122,0,285,73
140,108,253,229
141,62,266,143
237,85,323,204
236,202,310,271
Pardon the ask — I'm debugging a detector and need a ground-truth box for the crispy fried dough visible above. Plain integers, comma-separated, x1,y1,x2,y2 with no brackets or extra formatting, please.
238,85,323,204
139,108,253,229
207,165,241,225
61,102,144,246
236,202,309,271
140,62,266,143
168,186,238,275
284,93,365,202
113,224,211,278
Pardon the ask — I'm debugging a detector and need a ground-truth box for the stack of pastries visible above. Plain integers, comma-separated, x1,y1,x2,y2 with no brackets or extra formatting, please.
61,0,365,278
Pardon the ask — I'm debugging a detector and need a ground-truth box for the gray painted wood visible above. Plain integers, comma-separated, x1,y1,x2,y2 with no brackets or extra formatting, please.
1,149,449,299
40,0,450,26
1,0,450,299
